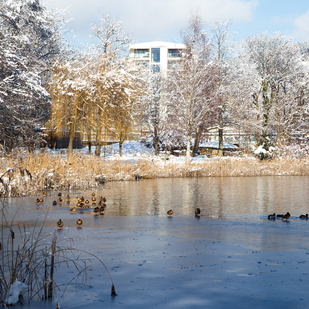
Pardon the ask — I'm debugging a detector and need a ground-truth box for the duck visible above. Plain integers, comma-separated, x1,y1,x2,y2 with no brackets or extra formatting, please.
282,212,291,220
58,198,62,204
66,195,70,203
85,200,90,205
43,191,47,196
53,201,57,206
92,196,96,202
100,197,106,203
80,196,85,202
94,206,100,215
92,202,96,207
58,192,62,197
300,214,308,219
267,213,276,219
79,203,84,210
35,198,40,205
276,214,284,218
57,219,63,229
195,208,201,217
39,198,44,203
76,219,83,227
70,206,77,212
167,209,173,216
92,192,95,197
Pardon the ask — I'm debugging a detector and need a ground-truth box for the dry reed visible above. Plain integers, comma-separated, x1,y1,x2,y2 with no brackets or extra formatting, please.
0,200,116,305
0,151,309,196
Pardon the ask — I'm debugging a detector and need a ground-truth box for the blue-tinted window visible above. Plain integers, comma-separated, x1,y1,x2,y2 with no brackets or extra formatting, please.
168,49,182,58
151,48,160,63
134,49,149,58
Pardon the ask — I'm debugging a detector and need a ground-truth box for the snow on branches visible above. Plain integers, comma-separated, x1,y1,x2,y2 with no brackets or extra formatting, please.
0,0,65,152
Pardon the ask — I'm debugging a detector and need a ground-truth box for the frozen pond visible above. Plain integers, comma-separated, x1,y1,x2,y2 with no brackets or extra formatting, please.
2,176,309,308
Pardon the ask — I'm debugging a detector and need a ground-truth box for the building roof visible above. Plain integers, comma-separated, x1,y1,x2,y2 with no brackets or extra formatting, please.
129,41,186,49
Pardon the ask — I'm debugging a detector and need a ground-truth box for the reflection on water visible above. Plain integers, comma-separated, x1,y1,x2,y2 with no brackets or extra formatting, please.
3,176,309,222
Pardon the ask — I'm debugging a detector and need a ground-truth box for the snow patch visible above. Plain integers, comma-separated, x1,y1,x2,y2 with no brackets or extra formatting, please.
5,280,27,305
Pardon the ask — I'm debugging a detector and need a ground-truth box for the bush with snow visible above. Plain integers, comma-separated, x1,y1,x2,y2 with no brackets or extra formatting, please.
254,138,276,160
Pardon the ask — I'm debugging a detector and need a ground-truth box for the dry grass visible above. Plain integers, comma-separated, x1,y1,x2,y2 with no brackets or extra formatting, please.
0,201,116,305
1,152,309,196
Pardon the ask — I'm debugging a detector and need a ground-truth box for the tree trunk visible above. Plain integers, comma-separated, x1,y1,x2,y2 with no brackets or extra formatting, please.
218,127,223,157
88,131,92,155
95,109,102,157
154,127,159,156
192,125,203,157
68,123,75,159
119,141,123,156
186,134,191,165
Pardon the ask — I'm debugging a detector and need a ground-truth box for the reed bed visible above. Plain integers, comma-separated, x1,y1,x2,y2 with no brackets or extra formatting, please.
1,152,309,197
0,201,116,306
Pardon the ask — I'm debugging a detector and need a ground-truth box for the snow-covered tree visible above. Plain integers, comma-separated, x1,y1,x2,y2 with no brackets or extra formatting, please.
104,60,144,156
0,0,64,152
208,20,234,156
90,14,133,156
166,13,218,164
243,32,309,146
140,72,168,155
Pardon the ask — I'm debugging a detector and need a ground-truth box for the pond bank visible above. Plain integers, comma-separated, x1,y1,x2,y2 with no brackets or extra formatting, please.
1,153,309,196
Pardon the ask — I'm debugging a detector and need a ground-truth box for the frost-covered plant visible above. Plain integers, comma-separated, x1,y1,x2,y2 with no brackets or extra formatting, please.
273,144,309,159
254,137,276,160
0,0,65,152
141,129,187,153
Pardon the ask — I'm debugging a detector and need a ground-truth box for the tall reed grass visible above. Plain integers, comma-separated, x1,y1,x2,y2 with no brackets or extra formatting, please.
1,151,309,196
0,200,116,306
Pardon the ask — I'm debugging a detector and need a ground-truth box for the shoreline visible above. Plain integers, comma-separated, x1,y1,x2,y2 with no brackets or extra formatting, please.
1,153,309,197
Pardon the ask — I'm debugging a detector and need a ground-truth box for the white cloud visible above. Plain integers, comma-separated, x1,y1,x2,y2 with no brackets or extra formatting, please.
294,9,309,40
42,0,258,44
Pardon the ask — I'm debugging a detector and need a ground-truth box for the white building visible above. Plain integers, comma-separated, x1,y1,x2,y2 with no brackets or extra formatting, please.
129,41,186,75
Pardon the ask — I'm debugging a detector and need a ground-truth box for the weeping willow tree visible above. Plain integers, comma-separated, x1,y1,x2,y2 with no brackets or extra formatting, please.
47,57,87,158
80,53,111,157
106,61,144,156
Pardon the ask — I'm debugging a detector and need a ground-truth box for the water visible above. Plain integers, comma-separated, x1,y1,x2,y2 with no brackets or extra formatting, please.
3,176,309,224
2,176,309,308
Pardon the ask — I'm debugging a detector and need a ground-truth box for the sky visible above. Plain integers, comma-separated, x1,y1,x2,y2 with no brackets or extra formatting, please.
41,0,309,48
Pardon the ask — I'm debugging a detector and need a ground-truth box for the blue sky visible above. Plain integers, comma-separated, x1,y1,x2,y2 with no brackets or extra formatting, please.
42,0,309,48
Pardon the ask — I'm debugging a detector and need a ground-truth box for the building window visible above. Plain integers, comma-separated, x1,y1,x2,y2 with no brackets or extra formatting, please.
168,49,182,58
151,48,160,63
134,49,149,58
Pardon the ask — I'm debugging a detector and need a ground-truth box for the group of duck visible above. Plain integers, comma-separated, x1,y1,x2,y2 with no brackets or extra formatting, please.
167,207,201,217
35,192,107,230
267,212,309,220
66,192,107,215
57,218,83,230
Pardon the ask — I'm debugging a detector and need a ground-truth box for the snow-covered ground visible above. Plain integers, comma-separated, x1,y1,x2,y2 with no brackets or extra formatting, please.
44,141,240,163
